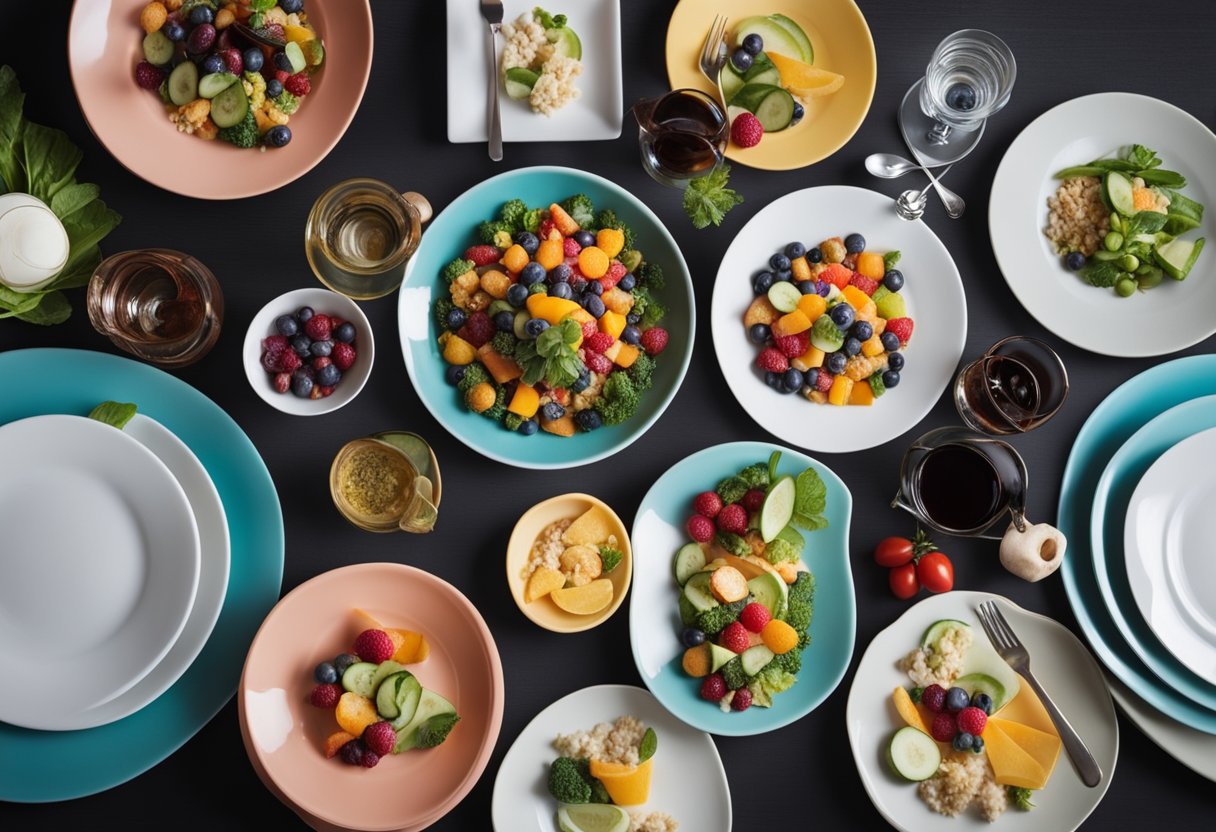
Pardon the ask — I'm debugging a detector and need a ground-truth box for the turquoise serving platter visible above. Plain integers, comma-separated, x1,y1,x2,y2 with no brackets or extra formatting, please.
1091,396,1216,710
398,166,694,469
629,441,855,735
1058,354,1216,734
0,348,285,801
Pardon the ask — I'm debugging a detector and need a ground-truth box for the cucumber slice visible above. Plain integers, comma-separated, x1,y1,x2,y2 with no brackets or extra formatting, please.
391,675,424,728
198,71,238,99
673,542,707,586
486,299,514,318
768,14,814,63
504,67,539,100
747,571,788,619
810,315,844,352
557,804,630,832
375,670,421,721
708,643,735,673
752,86,796,132
744,66,782,89
512,310,531,339
209,82,248,128
284,41,307,74
742,51,775,80
920,619,969,650
393,689,457,753
1105,171,1136,218
301,38,325,68
683,571,718,612
340,661,380,697
547,26,582,60
720,63,746,104
369,660,406,694
167,61,199,106
955,673,1007,710
888,726,941,781
767,281,802,313
142,30,174,66
1154,236,1205,280
760,476,796,542
740,644,775,676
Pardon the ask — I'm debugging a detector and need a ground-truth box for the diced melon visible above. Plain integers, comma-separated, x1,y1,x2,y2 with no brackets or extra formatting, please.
612,342,640,368
601,287,635,314
602,341,623,363
507,383,540,418
772,309,812,337
476,343,522,383
848,379,874,405
827,374,853,406
988,718,1062,787
536,239,564,270
599,310,626,339
841,285,871,310
792,344,825,372
861,334,885,357
526,294,582,324
797,293,827,321
856,252,885,279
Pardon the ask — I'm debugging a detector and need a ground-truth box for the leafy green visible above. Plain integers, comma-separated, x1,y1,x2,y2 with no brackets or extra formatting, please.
248,0,277,12
638,727,657,763
1008,787,1035,811
413,713,460,748
87,401,137,430
714,531,751,557
737,462,770,490
594,371,641,425
909,686,925,704
534,7,567,28
499,198,530,232
868,372,886,398
883,251,901,270
560,194,595,229
218,108,259,148
715,475,748,505
598,546,624,573
1080,259,1121,288
1125,144,1160,170
682,164,743,229
1123,210,1168,238
747,665,797,708
629,286,666,329
515,318,583,387
790,467,828,531
634,260,664,289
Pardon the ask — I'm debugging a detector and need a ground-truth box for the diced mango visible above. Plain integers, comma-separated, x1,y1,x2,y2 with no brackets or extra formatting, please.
525,566,566,603
334,692,379,737
500,244,529,273
479,269,511,299
578,246,610,279
549,203,580,235
848,379,875,405
602,287,635,315
845,354,882,381
563,506,614,545
535,239,563,270
861,334,885,357
595,228,625,258
856,252,885,279
526,294,582,324
476,343,522,383
541,414,576,436
797,293,827,321
827,375,853,406
284,24,316,43
790,256,812,282
771,309,812,337
792,344,826,372
602,341,622,363
612,342,639,368
385,628,429,663
599,309,626,339
841,285,871,310
507,383,540,418
441,334,476,366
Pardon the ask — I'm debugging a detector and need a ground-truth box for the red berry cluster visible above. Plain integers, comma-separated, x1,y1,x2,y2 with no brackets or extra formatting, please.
686,490,750,543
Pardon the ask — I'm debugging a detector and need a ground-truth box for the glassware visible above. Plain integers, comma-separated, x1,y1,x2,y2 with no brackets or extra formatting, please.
329,432,440,533
86,248,223,368
632,88,728,188
954,336,1069,435
305,178,432,301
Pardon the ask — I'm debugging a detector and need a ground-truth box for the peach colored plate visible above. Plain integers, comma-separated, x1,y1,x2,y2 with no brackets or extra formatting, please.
67,0,373,199
241,563,504,831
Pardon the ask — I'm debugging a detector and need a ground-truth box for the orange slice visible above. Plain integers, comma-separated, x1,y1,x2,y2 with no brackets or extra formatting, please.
767,52,845,99
550,578,614,615
588,757,653,805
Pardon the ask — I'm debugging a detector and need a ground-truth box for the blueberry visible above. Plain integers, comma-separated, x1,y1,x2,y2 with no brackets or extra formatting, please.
972,692,994,715
752,271,775,295
524,318,549,338
626,313,640,325
542,402,565,421
570,370,591,393
519,262,545,286
280,0,304,13
548,263,573,283
804,368,819,388
242,47,264,72
769,253,791,271
311,339,333,358
314,661,338,684
681,627,706,648
339,739,366,767
274,51,295,72
883,268,905,292
266,78,283,98
776,269,793,283
517,418,539,435
550,282,573,300
573,230,595,248
784,242,806,260
494,310,516,331
844,337,862,357
882,370,901,389
265,125,292,148
189,5,214,25
333,653,358,675
291,372,313,398
844,233,866,254
887,351,905,371
748,323,771,344
444,364,466,386
1065,251,1086,271
945,82,977,111
826,352,847,375
765,371,783,390
202,54,224,75
971,736,985,754
585,279,603,296
783,368,804,392
275,314,299,337
621,325,641,345
880,331,900,352
575,409,602,431
851,321,873,342
515,231,539,255
829,303,855,329
807,247,823,264
815,280,831,297
291,334,312,356
952,732,975,752
584,295,606,318
741,33,763,55
334,322,356,343
799,281,819,295
789,102,805,126
446,308,467,330
730,47,753,72
163,21,185,42
317,364,341,387
617,273,636,292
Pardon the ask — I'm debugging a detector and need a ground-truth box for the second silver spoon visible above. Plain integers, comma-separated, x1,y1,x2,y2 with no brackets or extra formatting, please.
866,152,965,219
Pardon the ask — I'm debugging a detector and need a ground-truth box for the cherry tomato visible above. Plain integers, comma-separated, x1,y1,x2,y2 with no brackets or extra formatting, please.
889,563,920,599
874,536,915,567
917,551,955,594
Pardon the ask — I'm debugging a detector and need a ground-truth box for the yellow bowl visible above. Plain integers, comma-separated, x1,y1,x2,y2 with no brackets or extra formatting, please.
664,0,877,170
506,493,632,633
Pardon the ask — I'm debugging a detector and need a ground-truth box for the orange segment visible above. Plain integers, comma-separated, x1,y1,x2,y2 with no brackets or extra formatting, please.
588,757,653,805
334,692,379,737
797,293,827,320
771,309,811,338
766,52,845,99
856,252,885,279
386,628,430,663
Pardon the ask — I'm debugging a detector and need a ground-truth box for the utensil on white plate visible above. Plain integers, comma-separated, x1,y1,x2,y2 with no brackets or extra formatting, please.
697,14,728,112
479,0,504,161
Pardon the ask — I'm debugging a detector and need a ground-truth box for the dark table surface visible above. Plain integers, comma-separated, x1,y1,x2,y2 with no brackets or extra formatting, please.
3,0,1215,828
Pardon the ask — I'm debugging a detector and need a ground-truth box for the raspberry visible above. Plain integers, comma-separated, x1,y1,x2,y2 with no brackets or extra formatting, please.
562,237,582,257
309,683,342,708
262,335,289,352
338,739,366,766
742,488,766,514
261,346,300,373
930,712,957,743
580,320,598,341
756,347,789,373
457,311,494,347
361,749,381,768
605,261,627,282
353,629,395,663
730,113,764,149
332,342,357,371
640,327,669,355
885,317,914,345
692,491,723,519
815,369,834,393
921,684,947,713
304,314,332,341
700,673,727,702
774,331,809,359
319,386,335,397
311,355,332,371
957,706,987,736
284,71,311,96
539,218,557,239
687,514,715,543
218,48,243,75
272,372,291,394
278,350,302,372
464,244,501,266
362,721,397,757
584,352,612,374
716,503,748,535
719,621,750,653
274,69,291,84
739,602,772,633
730,687,754,711
584,332,615,353
134,60,164,90
849,274,880,295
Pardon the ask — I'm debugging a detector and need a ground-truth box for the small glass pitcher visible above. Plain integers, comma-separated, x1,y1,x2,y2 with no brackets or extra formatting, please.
329,432,441,533
632,88,728,188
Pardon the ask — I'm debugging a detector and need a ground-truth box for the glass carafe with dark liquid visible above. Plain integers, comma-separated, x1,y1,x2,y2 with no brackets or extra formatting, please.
954,336,1069,434
633,88,728,188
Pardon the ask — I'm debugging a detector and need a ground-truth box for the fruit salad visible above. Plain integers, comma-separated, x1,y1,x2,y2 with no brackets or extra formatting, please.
886,618,1063,821
307,609,459,768
435,195,669,437
134,0,324,149
674,452,822,713
500,7,583,116
523,504,626,617
743,233,912,405
259,303,360,399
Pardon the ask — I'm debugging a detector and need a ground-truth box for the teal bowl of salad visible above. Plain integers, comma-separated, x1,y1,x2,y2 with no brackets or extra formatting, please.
399,166,694,469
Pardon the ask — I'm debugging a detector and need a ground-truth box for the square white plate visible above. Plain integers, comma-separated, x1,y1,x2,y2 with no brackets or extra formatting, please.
446,0,623,144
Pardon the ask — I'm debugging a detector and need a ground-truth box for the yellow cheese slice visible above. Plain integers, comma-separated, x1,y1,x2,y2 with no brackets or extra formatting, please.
992,674,1058,737
989,717,1062,786
983,720,1049,789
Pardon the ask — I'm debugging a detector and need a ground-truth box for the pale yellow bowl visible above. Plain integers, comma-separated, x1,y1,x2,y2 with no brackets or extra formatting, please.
506,493,633,633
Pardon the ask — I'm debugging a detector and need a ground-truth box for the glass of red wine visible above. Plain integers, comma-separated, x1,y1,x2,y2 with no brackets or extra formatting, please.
953,336,1068,435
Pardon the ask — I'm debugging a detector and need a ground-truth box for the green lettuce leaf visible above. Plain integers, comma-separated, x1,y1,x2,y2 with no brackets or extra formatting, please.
790,467,828,531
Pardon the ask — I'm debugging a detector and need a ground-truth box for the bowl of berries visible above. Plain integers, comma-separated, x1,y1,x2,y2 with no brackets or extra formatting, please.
244,287,374,415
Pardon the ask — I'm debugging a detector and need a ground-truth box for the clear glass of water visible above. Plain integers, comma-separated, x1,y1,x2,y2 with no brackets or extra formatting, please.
919,29,1016,144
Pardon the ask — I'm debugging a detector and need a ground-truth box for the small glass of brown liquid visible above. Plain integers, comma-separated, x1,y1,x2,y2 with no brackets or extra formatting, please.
330,433,440,533
86,249,223,368
954,336,1068,435
633,88,728,188
305,179,433,301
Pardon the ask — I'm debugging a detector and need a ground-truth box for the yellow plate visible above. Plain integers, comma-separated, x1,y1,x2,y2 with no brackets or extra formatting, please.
665,0,877,170
505,493,633,633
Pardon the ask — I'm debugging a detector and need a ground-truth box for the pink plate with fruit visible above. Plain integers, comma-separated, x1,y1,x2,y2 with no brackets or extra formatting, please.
240,563,504,831
67,0,372,199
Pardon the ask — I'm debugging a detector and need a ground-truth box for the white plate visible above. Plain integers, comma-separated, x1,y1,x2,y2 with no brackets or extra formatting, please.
1125,427,1216,683
491,684,731,832
989,93,1216,357
711,186,967,453
51,414,230,730
446,0,623,144
1108,674,1216,783
0,415,200,730
845,591,1118,832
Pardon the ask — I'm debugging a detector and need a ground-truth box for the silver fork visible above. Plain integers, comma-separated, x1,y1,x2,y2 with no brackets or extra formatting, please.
975,601,1103,788
697,15,728,111
479,0,504,161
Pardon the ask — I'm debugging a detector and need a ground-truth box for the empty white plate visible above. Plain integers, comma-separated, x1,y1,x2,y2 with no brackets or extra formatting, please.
0,414,200,730
1125,427,1216,684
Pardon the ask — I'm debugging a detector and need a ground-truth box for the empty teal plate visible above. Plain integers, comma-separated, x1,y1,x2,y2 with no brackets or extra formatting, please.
1058,354,1216,734
398,166,694,469
629,441,855,735
0,348,284,801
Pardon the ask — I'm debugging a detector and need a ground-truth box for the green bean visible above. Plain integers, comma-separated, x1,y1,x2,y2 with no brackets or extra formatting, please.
1093,250,1122,262
1135,169,1187,188
1104,231,1124,252
1116,277,1137,297
1120,254,1140,272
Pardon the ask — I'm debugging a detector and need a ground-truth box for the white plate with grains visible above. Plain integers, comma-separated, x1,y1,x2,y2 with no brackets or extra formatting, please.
989,93,1216,357
491,684,730,832
845,592,1118,832
446,0,623,144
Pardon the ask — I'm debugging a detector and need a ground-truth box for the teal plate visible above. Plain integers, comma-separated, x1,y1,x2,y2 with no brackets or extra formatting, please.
1058,354,1216,734
629,441,855,735
0,348,284,801
1091,396,1216,710
398,166,694,469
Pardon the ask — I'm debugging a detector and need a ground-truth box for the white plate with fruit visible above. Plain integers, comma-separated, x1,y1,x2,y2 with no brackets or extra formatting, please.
845,591,1118,832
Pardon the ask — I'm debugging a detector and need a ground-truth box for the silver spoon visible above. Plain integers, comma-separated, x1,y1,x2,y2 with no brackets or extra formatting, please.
866,153,965,219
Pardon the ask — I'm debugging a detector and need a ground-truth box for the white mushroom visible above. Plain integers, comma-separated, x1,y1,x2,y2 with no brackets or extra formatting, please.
999,521,1066,582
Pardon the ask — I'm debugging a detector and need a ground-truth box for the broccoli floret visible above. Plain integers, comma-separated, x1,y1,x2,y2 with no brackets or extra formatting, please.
696,598,747,635
716,475,748,505
594,371,641,425
504,413,524,431
599,547,624,573
434,298,454,329
593,209,636,250
491,330,517,355
634,261,665,290
217,108,258,148
456,363,490,394
477,219,512,245
737,462,770,490
442,257,475,283
909,686,925,704
678,593,699,627
482,385,507,421
547,757,609,804
769,647,802,675
789,570,816,605
561,194,596,229
1008,787,1035,811
720,657,749,691
499,198,529,232
715,531,751,558
784,572,815,636
627,353,656,391
272,90,300,115
630,286,667,330
523,208,543,232
765,536,800,564
414,713,460,749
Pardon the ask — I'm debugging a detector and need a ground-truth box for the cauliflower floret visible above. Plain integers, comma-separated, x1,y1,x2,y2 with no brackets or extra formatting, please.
529,54,582,116
168,97,211,134
242,72,266,111
500,13,550,71
571,371,605,411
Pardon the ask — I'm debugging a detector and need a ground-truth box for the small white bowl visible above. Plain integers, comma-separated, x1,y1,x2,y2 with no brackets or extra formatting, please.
243,288,374,416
